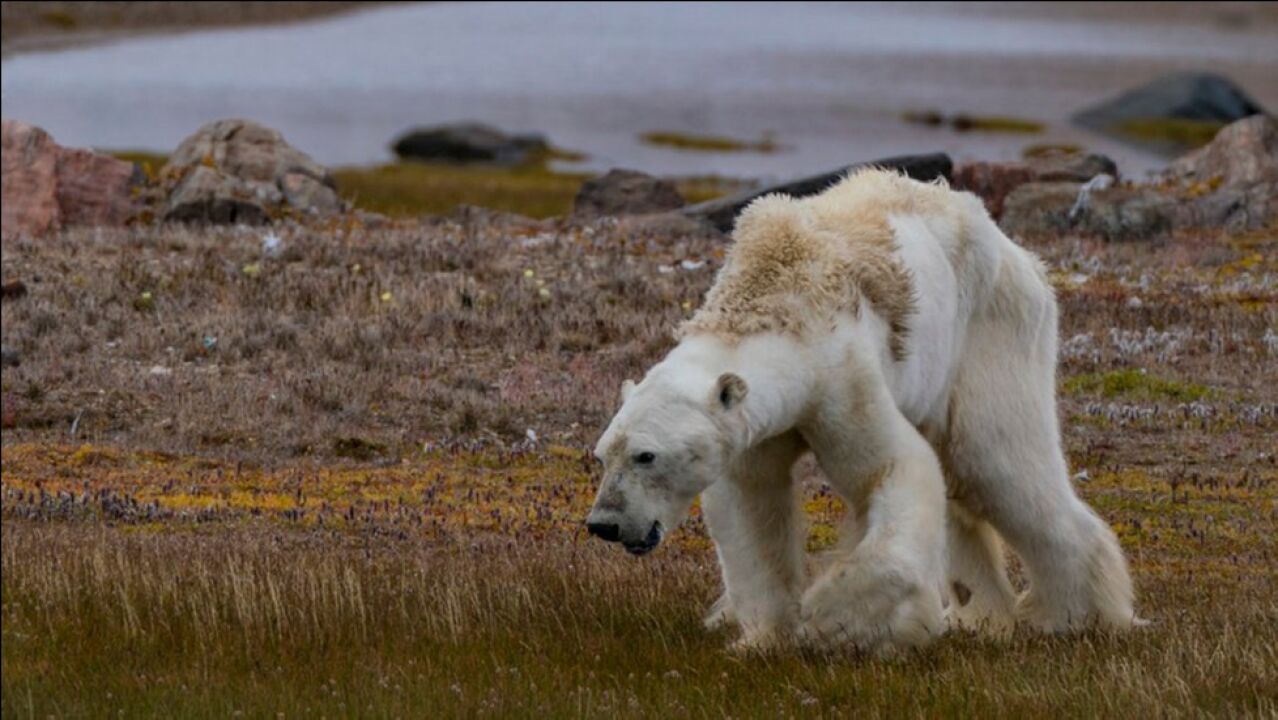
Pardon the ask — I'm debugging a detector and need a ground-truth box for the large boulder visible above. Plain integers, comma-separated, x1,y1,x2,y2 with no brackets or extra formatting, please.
681,153,952,233
1072,72,1266,155
1001,182,1178,241
162,119,344,224
1163,114,1277,187
1,120,142,238
953,151,1117,218
392,122,548,165
573,169,686,217
1002,116,1277,239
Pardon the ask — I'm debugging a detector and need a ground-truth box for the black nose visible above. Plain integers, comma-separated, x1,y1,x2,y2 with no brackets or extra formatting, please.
587,522,620,542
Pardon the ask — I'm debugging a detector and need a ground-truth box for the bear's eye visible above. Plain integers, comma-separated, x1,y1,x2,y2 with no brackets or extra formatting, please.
634,452,656,465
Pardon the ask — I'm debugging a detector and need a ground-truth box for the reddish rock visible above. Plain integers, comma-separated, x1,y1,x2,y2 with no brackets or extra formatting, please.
951,162,1035,218
1,280,28,300
953,152,1117,219
1,120,141,238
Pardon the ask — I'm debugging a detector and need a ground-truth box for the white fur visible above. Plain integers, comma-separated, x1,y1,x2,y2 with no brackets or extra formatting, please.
589,171,1139,653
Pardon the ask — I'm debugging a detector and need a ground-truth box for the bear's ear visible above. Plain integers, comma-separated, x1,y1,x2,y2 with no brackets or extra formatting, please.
713,373,748,411
620,379,636,403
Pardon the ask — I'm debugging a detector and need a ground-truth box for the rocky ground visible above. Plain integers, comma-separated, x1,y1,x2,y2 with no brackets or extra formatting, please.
2,107,1276,715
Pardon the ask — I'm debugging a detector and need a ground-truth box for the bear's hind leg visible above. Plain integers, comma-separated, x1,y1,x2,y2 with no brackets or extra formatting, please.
946,250,1137,631
944,501,1016,636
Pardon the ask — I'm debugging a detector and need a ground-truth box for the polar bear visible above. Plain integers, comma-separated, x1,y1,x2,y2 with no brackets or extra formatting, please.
586,169,1138,652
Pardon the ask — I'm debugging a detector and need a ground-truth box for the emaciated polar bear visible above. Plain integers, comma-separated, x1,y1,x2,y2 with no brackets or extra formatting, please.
586,169,1138,652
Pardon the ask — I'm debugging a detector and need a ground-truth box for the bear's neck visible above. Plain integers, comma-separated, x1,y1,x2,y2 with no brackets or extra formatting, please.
671,332,820,448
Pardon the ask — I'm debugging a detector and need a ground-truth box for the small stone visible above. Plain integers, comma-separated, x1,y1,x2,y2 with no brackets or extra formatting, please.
1,345,20,368
573,169,686,217
391,122,548,165
1,280,28,300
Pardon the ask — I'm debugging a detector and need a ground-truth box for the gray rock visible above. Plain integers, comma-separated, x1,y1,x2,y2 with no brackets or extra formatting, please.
1028,152,1118,183
1164,114,1277,187
162,119,344,224
164,166,270,225
681,153,952,233
1072,72,1266,154
1,345,19,368
1174,180,1277,234
1001,182,1179,241
573,169,686,217
392,122,548,165
1004,116,1278,239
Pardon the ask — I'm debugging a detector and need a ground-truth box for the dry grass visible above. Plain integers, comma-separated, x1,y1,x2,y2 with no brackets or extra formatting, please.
0,216,729,461
2,213,1276,716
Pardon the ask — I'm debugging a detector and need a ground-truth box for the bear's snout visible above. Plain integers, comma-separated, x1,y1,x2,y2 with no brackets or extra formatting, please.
586,522,621,542
622,521,663,556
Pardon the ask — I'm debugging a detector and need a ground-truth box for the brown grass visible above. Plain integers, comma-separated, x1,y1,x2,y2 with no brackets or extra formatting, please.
2,214,1276,716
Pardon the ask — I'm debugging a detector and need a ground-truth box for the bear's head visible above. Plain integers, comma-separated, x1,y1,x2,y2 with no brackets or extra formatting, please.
586,368,748,555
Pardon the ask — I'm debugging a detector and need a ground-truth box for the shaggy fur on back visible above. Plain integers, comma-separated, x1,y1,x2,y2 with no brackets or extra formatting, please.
682,169,956,361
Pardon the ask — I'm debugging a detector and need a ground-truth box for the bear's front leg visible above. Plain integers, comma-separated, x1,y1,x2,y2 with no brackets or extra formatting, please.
701,432,806,650
799,407,948,654
702,590,736,631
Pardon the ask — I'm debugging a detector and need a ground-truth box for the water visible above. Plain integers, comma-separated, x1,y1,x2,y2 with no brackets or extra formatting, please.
3,1,1275,180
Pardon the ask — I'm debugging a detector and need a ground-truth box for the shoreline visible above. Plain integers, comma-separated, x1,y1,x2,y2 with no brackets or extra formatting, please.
0,0,401,58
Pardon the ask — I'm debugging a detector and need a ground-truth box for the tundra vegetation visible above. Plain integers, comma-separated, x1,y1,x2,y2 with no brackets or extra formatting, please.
2,212,1276,716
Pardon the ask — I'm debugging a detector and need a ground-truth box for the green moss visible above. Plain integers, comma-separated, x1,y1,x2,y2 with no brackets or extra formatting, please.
106,149,738,220
108,150,168,182
901,110,945,127
333,162,738,218
639,130,781,153
1022,143,1083,159
806,523,839,552
1062,369,1210,402
39,9,78,29
1112,118,1225,149
333,162,590,218
951,115,1044,134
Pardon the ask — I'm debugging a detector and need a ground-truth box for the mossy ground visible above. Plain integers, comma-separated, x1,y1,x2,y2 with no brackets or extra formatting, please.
109,151,746,219
638,130,782,153
1062,369,1210,402
331,161,744,219
1113,118,1225,150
